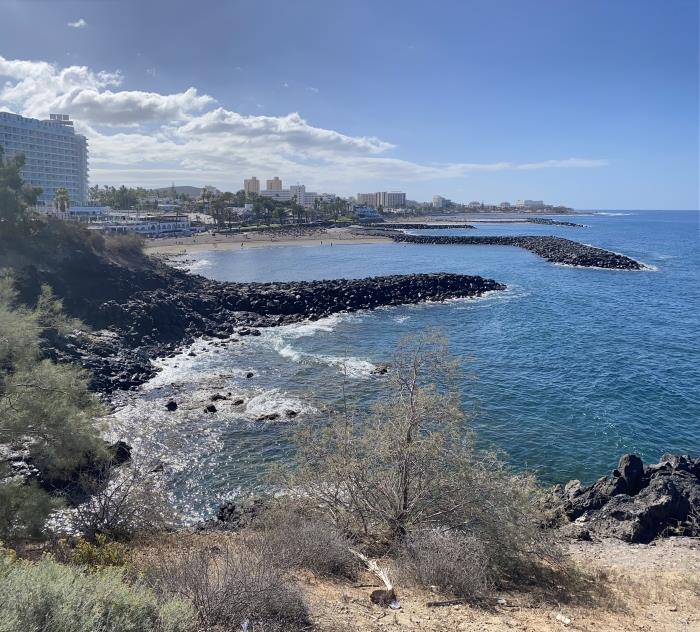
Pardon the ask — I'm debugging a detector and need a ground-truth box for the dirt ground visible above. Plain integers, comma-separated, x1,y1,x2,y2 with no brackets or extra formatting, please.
302,537,700,631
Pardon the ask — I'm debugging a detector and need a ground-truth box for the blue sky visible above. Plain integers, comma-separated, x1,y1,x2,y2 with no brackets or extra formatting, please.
0,0,697,208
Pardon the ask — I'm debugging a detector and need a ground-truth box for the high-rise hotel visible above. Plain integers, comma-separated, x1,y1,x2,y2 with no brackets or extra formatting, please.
0,112,89,206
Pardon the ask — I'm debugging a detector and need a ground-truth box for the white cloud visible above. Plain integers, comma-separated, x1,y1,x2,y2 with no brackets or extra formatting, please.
0,55,608,193
67,18,88,29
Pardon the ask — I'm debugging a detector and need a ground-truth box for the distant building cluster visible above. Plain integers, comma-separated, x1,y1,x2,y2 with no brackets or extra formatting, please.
243,176,323,208
0,111,574,238
356,191,407,209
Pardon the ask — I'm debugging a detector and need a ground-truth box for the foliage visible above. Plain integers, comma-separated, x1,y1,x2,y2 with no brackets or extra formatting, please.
394,529,490,598
0,548,195,632
282,332,559,592
0,474,62,541
70,534,129,569
53,187,70,212
0,271,106,540
146,535,310,632
63,456,176,541
103,232,145,258
252,503,360,578
0,145,41,230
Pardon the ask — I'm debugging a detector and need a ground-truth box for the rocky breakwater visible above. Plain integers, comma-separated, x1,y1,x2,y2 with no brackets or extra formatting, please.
551,454,700,543
525,217,585,227
390,234,643,270
79,272,505,392
364,223,476,230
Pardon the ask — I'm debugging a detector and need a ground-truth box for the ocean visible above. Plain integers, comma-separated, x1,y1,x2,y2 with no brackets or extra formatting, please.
108,210,700,521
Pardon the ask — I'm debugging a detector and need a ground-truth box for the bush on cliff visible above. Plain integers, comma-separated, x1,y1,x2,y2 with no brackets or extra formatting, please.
0,271,106,541
281,332,558,596
0,547,195,632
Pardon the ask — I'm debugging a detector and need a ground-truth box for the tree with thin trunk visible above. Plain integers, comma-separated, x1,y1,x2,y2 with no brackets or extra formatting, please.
53,187,70,212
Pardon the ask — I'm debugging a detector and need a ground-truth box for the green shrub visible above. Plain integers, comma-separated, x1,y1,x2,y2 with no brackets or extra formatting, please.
0,476,62,541
71,534,129,569
0,549,195,632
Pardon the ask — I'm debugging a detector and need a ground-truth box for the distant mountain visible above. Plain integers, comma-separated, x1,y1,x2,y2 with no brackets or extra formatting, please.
152,185,221,197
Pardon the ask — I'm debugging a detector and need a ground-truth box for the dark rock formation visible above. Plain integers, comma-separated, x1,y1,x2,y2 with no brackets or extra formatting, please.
197,494,272,531
551,454,700,543
389,234,642,270
524,217,585,227
53,271,504,393
165,399,178,411
364,223,476,230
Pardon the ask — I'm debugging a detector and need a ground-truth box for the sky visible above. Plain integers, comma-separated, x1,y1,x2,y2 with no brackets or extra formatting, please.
0,0,697,209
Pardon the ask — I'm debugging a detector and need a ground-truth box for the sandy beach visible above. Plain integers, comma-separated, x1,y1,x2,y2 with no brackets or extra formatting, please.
144,228,391,254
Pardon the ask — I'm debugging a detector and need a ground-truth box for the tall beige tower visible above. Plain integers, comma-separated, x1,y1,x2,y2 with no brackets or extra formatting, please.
244,176,260,194
266,176,283,191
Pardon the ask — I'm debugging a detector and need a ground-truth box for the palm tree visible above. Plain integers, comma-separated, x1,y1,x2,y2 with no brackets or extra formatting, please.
53,187,70,212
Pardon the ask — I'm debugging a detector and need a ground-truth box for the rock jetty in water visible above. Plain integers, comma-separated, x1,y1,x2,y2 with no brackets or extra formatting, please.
390,234,643,270
69,273,505,393
551,453,700,543
364,223,476,230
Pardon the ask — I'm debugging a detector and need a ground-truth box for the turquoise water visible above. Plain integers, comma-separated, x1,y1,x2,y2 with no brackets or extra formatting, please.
112,211,700,519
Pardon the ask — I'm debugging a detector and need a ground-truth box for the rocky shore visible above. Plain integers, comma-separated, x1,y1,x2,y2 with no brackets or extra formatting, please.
365,223,476,230
551,453,700,542
389,234,643,269
58,271,505,393
523,217,585,227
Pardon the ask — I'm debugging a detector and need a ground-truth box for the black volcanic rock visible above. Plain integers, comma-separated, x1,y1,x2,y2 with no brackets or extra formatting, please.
551,454,700,543
389,234,642,270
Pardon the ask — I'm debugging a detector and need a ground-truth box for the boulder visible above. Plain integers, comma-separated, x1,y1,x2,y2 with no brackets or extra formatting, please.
553,453,700,543
204,404,217,413
165,399,178,412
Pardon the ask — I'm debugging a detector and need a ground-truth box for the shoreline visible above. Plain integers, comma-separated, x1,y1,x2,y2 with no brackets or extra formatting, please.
145,230,391,254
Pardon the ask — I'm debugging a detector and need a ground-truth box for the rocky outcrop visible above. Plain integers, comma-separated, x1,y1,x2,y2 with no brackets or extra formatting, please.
524,217,585,227
551,454,700,543
55,272,505,393
389,234,642,269
364,223,476,230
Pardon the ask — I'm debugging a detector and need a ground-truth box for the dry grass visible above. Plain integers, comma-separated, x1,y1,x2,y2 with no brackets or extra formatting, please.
128,534,700,632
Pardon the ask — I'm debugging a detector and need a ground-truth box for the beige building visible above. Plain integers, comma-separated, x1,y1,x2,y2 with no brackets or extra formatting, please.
357,192,378,206
378,191,406,208
266,177,283,191
244,176,260,195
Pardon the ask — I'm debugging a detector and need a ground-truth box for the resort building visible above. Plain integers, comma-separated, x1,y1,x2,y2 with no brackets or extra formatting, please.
516,199,545,209
266,177,283,191
357,191,406,208
379,192,406,208
90,212,192,237
243,176,260,195
0,112,88,206
357,192,379,206
432,195,449,208
352,205,382,222
260,188,293,202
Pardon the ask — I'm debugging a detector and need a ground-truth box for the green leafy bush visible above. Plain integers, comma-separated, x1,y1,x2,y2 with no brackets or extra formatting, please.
71,534,129,569
0,549,195,632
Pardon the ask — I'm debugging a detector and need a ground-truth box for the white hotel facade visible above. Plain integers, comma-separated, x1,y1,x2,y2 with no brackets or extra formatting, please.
0,112,89,206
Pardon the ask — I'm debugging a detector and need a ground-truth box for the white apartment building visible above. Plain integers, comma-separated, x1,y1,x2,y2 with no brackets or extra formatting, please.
92,213,192,237
260,189,293,202
516,199,544,209
243,176,260,194
432,195,449,208
290,184,318,208
378,191,406,208
356,192,406,208
0,112,88,206
266,176,283,191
